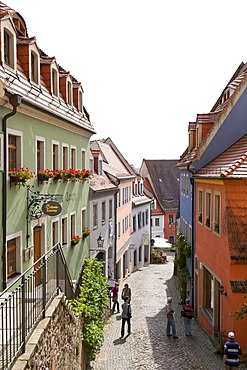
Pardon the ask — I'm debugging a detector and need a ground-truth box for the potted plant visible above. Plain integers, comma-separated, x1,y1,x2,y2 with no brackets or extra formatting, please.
71,235,82,246
83,227,91,238
9,166,35,186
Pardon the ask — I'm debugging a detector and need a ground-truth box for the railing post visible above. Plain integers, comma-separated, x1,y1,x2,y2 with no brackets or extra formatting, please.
21,275,26,354
56,246,60,295
42,256,46,319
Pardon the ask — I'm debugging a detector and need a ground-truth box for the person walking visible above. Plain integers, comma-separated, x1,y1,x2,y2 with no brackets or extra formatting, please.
120,297,132,338
111,282,120,314
223,331,242,369
121,283,132,303
181,298,194,336
165,296,178,339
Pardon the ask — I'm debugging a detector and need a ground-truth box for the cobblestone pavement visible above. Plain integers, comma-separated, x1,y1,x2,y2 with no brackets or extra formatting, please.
90,253,247,370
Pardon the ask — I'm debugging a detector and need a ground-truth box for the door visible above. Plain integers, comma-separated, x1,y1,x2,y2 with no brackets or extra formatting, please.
33,226,42,286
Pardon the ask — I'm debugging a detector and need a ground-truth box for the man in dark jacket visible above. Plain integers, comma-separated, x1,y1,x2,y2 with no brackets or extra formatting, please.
120,297,131,338
223,331,242,369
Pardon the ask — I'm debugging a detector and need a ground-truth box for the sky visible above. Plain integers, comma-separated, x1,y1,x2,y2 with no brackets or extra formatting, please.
5,0,247,167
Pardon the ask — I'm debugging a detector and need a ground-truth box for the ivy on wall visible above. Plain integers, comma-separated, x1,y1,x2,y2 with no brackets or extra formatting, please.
174,233,191,302
70,258,109,361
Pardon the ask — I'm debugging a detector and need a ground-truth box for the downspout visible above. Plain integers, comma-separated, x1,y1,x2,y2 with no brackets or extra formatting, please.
2,94,22,290
187,163,195,307
113,188,119,280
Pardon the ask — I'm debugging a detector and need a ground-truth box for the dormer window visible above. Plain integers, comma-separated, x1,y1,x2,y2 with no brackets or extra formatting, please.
134,180,138,196
139,179,144,195
221,89,230,104
3,28,15,69
52,67,59,97
30,51,39,84
67,80,73,106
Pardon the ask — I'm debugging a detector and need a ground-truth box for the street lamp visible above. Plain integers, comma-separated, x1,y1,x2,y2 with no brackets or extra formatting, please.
97,233,104,250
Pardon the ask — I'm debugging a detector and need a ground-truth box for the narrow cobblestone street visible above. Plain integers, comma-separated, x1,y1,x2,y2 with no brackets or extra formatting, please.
90,253,246,370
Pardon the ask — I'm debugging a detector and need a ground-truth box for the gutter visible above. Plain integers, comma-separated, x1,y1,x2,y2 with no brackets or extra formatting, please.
2,94,22,290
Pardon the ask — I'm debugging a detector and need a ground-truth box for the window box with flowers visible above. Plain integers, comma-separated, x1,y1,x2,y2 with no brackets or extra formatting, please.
83,227,91,239
37,169,54,182
9,167,35,187
71,235,82,246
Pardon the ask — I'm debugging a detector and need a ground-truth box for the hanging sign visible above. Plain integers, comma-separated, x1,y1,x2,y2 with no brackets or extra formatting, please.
42,201,62,216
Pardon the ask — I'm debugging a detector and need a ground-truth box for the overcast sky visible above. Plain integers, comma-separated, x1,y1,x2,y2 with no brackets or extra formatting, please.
5,0,247,167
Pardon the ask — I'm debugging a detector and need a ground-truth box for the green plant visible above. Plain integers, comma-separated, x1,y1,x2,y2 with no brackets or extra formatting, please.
70,258,109,361
173,233,191,302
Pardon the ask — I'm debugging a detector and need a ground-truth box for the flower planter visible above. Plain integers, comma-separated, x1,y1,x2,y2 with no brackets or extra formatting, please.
9,175,27,187
37,173,51,182
71,240,80,246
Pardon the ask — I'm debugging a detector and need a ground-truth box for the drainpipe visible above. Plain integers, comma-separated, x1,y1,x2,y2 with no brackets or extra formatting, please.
187,163,195,307
113,188,119,281
2,94,22,290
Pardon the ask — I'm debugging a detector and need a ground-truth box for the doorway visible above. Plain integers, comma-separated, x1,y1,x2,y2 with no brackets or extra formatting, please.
33,226,42,286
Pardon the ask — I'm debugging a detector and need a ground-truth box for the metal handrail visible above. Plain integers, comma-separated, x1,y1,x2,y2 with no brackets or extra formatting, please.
0,242,76,370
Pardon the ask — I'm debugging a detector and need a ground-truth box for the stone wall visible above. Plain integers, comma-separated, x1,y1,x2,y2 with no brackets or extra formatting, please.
12,294,87,370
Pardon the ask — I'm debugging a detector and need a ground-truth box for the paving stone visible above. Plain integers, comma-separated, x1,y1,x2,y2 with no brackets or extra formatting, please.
90,253,247,370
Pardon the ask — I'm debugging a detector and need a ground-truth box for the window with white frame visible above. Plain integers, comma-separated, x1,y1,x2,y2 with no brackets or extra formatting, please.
117,222,120,238
70,213,76,238
52,67,59,97
70,146,76,169
3,27,16,69
203,267,214,317
133,215,136,232
138,212,141,229
109,199,113,220
78,90,83,113
81,208,86,232
61,216,68,246
168,214,174,225
67,79,73,106
36,137,45,171
214,193,221,234
205,191,211,228
30,49,39,85
140,179,144,195
145,210,149,225
134,180,138,196
52,219,59,246
93,204,98,229
7,238,17,277
155,218,160,227
52,141,59,170
62,144,69,170
81,150,86,169
8,131,22,170
198,189,203,223
102,201,106,224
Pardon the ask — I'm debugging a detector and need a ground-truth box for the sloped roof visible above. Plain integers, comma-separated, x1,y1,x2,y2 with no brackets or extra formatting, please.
142,160,180,211
90,139,135,180
195,134,247,178
178,62,247,168
90,172,117,192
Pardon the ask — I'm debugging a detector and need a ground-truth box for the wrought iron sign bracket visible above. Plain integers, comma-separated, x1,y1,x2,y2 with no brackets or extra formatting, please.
27,187,63,222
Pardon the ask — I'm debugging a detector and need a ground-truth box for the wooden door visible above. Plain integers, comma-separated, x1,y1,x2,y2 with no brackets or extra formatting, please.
33,226,42,286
